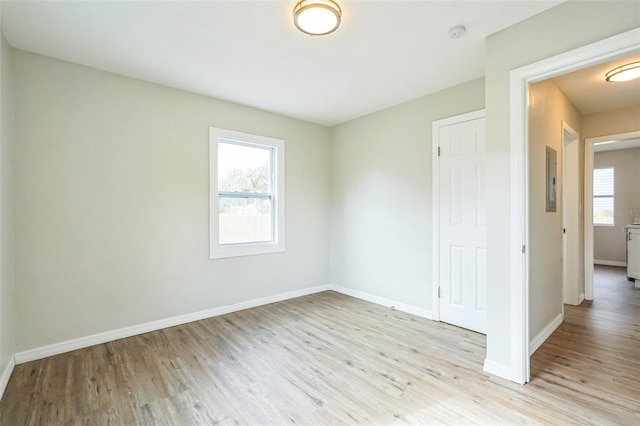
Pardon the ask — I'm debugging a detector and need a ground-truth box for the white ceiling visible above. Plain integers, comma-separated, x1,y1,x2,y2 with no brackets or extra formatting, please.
553,51,640,153
553,52,640,116
594,137,640,153
0,0,563,126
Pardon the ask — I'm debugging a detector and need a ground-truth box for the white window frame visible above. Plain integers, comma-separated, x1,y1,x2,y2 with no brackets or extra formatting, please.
593,167,615,227
209,127,285,259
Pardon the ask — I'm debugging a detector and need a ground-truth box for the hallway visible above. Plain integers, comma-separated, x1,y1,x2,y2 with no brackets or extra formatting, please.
529,265,639,423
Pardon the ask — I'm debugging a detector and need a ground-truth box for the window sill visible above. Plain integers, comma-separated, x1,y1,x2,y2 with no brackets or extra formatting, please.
210,241,285,260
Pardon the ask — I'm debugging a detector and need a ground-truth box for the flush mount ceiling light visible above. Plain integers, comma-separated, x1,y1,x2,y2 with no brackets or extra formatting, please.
605,61,640,82
293,0,342,36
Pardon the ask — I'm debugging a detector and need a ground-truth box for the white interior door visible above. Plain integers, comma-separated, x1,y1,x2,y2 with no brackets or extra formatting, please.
437,115,487,334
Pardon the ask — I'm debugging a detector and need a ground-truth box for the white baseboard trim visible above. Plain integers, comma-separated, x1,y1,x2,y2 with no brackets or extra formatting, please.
594,259,626,267
0,355,15,401
483,358,511,381
14,284,434,365
329,285,434,320
14,284,333,364
566,292,585,306
529,313,563,356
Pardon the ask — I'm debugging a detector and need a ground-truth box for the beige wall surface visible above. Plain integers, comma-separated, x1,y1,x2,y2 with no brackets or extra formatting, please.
13,51,332,352
527,80,581,342
330,78,485,311
485,1,640,367
593,148,640,263
0,29,16,378
583,106,640,140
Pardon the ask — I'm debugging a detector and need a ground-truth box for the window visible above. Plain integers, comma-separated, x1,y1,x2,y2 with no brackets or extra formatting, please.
593,167,614,226
209,127,285,259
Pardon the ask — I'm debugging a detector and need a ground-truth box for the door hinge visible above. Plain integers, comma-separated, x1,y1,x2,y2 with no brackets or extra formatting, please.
438,287,441,298
438,146,441,157
522,244,526,254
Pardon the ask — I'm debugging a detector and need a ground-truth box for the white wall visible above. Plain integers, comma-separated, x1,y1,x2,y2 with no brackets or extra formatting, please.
485,1,640,369
330,78,484,312
13,51,332,352
527,80,581,341
0,26,16,387
593,148,640,263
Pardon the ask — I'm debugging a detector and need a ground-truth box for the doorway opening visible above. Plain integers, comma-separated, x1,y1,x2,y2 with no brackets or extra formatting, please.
509,28,640,384
585,131,640,298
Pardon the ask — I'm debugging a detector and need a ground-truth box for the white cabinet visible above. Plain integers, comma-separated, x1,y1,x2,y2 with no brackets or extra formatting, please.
627,227,640,286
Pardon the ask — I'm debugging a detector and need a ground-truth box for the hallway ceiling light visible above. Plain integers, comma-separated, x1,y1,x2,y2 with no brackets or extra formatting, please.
293,0,342,36
605,61,640,82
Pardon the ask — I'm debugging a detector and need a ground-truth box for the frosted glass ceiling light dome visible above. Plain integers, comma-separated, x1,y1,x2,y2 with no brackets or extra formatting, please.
293,0,342,36
605,61,640,82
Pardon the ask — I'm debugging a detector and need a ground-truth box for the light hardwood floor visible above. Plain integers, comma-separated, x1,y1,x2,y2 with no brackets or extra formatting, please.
1,267,638,425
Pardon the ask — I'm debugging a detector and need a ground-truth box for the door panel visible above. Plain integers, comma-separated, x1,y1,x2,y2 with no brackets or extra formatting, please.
476,247,487,311
450,245,464,305
439,117,487,334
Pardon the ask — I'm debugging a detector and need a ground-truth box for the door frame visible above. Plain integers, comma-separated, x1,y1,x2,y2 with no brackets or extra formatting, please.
509,28,640,384
584,130,640,300
431,109,486,322
562,121,580,310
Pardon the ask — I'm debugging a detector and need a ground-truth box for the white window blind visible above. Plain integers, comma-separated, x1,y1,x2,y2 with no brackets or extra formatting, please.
593,167,614,226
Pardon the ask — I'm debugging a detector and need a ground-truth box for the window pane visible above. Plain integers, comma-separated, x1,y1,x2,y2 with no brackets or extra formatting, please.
593,168,614,196
594,197,614,225
218,141,271,193
219,197,272,244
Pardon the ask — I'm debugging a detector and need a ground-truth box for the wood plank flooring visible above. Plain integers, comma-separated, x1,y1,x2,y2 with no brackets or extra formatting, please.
1,267,638,425
528,266,640,425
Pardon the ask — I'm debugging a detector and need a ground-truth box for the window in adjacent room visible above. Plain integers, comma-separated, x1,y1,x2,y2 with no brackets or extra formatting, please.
593,167,614,226
209,127,285,259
